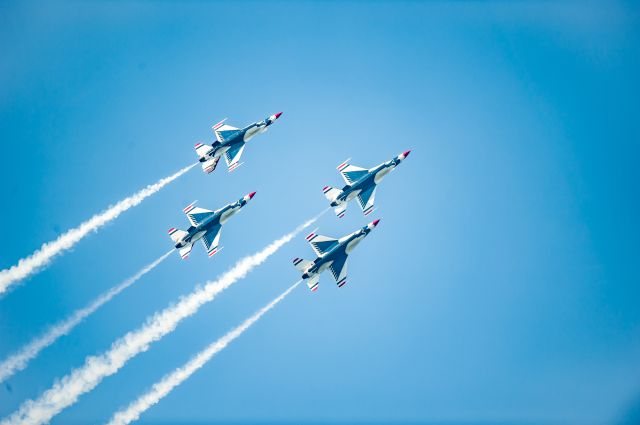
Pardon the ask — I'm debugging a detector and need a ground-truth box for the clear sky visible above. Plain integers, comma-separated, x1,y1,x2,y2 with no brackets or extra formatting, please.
1,1,639,424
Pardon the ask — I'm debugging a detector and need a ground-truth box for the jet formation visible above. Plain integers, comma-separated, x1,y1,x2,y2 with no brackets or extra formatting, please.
195,112,282,174
322,150,411,218
168,192,256,259
173,111,412,292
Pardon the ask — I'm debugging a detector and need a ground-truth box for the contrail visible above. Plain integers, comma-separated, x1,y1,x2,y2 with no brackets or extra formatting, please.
106,280,302,425
0,210,324,425
0,163,196,295
0,250,173,384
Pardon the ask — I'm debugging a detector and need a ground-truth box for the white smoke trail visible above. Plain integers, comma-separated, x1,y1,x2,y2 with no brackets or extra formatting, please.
0,164,196,295
106,280,302,425
1,211,324,425
0,250,173,384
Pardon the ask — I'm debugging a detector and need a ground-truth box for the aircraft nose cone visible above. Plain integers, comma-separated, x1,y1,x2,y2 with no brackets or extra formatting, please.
248,191,257,199
402,150,411,158
372,219,381,227
274,112,283,119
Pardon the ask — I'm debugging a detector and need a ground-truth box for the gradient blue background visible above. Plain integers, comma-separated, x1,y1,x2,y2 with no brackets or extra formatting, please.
1,1,639,424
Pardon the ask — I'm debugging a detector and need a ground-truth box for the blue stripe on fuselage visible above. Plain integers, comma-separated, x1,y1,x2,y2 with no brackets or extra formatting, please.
308,229,368,274
337,162,394,202
185,209,223,242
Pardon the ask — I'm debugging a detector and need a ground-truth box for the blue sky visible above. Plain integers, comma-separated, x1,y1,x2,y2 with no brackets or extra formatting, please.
1,1,639,424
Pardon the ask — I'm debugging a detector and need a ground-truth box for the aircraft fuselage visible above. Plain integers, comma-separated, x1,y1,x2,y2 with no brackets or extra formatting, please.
301,226,372,279
332,157,402,206
174,199,246,248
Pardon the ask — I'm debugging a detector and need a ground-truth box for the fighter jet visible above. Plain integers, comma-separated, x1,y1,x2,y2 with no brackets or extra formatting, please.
168,192,257,259
322,151,411,218
292,219,381,292
194,112,283,174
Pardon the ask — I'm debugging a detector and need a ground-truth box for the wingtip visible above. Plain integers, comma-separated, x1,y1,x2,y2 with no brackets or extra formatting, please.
183,201,197,213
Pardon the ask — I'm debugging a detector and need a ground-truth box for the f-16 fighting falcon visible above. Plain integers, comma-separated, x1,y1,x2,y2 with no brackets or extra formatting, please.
194,112,283,174
168,192,257,259
322,150,411,218
293,219,380,292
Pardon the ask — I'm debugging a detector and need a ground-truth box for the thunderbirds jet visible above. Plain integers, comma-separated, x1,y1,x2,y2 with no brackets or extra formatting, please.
293,219,380,292
194,112,283,174
168,192,256,259
322,151,411,218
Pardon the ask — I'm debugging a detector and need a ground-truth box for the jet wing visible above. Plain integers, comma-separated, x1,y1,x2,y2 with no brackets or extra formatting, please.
201,224,222,257
305,232,339,257
337,160,369,185
356,185,377,216
329,253,348,288
184,203,216,227
224,142,246,172
213,119,240,143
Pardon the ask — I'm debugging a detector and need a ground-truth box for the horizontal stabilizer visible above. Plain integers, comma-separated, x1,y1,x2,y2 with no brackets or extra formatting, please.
178,244,193,260
322,186,342,203
334,205,347,219
168,228,188,244
306,274,320,292
201,157,220,174
194,142,213,158
292,257,313,272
